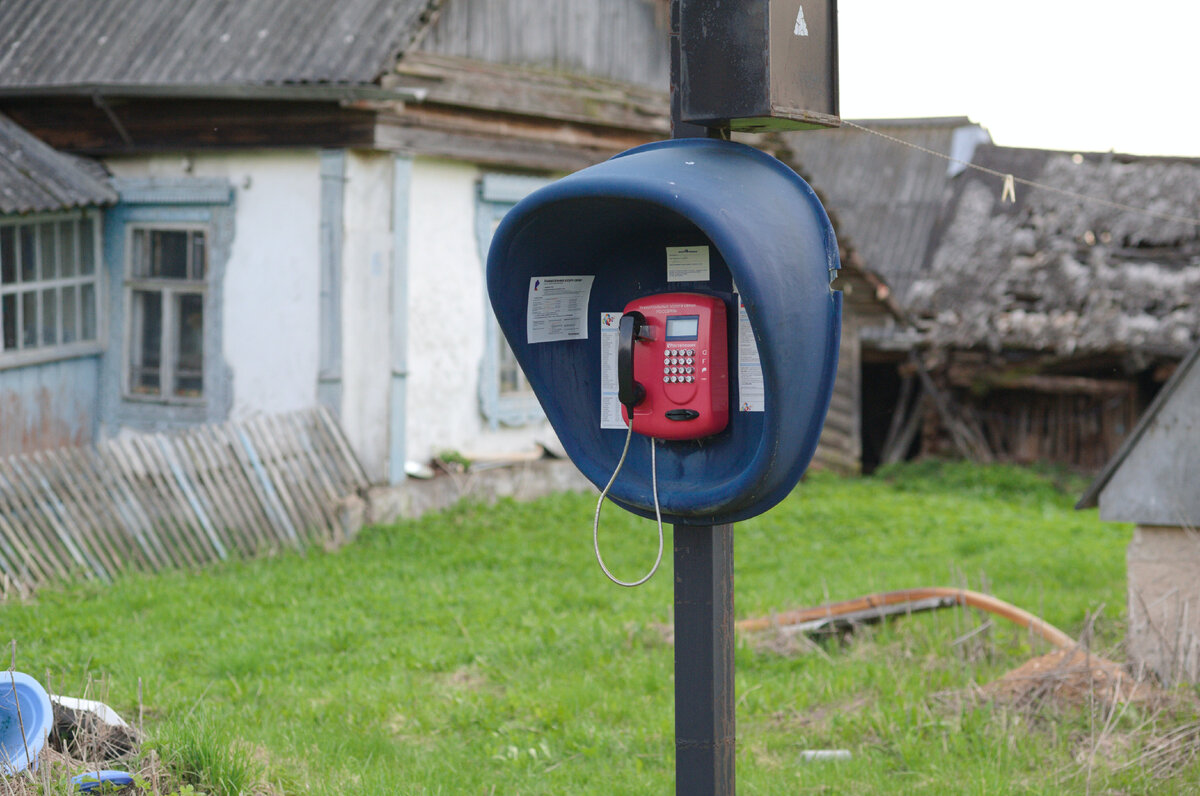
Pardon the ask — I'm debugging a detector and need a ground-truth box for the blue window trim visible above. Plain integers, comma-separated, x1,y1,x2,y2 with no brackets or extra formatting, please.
476,174,553,428
99,177,235,432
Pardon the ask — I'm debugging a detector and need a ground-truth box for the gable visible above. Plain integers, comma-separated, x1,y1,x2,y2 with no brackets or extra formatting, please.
1081,343,1200,524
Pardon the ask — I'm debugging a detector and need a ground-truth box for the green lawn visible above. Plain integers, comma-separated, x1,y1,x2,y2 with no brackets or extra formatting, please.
6,462,1198,794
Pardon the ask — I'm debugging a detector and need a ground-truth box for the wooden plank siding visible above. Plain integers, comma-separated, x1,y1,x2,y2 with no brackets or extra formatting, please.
416,0,671,90
812,313,862,473
0,407,367,597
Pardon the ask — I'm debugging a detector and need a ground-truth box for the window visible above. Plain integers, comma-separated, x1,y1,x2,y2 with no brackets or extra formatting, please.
0,213,102,364
125,226,207,402
476,174,554,427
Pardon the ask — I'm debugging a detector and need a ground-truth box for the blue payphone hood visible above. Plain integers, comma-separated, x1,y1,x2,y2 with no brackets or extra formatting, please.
487,138,841,525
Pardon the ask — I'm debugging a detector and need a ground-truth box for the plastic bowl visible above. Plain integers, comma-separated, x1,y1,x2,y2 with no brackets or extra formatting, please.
0,671,54,773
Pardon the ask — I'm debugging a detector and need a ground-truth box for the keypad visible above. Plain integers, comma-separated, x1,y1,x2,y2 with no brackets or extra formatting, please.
663,348,696,383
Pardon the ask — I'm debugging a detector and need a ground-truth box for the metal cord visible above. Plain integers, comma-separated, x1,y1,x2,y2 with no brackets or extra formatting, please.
592,423,664,588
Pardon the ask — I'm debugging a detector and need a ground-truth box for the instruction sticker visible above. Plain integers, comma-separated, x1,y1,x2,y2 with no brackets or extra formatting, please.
666,246,710,282
599,311,627,429
527,275,595,344
736,291,765,412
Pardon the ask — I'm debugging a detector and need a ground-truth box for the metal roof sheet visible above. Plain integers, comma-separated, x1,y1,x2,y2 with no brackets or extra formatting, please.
782,117,985,304
0,113,116,214
0,0,440,90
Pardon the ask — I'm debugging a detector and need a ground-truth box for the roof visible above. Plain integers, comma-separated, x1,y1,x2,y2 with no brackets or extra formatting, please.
781,117,989,304
909,145,1200,361
0,0,439,92
0,113,116,214
1077,340,1200,515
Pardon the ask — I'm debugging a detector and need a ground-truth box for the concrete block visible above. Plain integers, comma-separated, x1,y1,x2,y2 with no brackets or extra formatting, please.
1127,525,1200,684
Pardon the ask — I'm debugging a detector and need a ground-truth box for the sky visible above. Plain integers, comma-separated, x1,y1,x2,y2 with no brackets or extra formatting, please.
835,1,1200,157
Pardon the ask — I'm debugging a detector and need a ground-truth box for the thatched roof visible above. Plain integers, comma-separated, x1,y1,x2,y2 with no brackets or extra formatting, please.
909,145,1200,365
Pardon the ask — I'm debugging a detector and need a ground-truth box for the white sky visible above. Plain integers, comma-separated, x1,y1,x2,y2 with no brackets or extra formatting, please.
836,1,1200,157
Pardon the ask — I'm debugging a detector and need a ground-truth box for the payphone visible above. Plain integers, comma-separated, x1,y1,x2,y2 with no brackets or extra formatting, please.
619,293,729,440
486,137,840,535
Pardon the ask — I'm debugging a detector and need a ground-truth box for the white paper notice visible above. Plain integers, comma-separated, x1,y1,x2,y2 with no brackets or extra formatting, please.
598,311,627,429
737,292,765,412
666,246,710,282
527,276,595,344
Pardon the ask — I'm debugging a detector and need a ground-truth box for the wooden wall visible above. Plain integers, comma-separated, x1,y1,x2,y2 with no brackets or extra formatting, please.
418,0,670,89
812,312,861,473
0,355,98,456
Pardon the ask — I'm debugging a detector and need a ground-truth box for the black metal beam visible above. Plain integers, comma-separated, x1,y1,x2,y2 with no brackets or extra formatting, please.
673,523,736,795
670,2,735,792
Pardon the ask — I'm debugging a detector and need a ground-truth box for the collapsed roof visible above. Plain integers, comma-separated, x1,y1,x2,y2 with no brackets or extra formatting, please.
910,145,1200,363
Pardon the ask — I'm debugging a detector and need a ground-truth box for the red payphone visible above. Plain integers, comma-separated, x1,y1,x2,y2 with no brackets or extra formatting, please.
617,293,729,440
592,292,731,587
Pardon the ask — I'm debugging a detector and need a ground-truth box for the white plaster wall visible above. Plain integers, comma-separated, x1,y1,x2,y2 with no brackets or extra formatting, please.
404,158,558,463
102,151,322,419
339,151,395,481
103,150,561,476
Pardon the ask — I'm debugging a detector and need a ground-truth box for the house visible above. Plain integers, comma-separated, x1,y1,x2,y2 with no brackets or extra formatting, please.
907,145,1200,470
1077,341,1200,684
0,0,673,486
1,0,898,495
0,113,117,455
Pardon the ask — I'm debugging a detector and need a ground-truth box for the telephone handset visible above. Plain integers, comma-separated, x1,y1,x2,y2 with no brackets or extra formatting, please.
618,293,729,440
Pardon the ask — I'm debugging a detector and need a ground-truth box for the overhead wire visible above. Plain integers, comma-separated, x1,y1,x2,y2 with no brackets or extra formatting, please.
839,120,1200,227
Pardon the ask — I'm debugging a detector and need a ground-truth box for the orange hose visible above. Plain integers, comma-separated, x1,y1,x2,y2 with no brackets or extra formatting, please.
735,587,1075,650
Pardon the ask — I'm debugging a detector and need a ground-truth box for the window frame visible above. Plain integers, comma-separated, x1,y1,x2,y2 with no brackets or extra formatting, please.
0,210,105,370
121,222,209,406
475,173,554,428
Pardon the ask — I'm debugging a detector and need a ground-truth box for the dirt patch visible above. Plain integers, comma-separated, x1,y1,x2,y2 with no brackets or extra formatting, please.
982,648,1159,711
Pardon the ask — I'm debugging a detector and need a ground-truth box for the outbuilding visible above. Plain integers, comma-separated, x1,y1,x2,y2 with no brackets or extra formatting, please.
1078,342,1200,684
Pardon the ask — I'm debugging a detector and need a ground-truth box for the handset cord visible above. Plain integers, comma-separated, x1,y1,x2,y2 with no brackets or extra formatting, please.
592,422,664,587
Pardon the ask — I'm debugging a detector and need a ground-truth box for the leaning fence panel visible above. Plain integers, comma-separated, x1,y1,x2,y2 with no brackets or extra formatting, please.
0,408,368,596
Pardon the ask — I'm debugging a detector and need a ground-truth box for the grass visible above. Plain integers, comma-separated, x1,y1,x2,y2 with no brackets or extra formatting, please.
3,461,1199,794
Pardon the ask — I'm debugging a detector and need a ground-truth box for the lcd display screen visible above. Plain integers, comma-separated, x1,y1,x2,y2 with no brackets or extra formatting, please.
666,315,700,340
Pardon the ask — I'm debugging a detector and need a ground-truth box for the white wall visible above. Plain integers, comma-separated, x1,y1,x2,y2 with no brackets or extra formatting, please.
105,150,558,478
404,158,558,463
104,151,323,420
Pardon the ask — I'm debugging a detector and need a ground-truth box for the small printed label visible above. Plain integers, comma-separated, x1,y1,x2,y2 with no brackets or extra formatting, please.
599,311,627,429
526,275,594,344
736,291,765,412
666,246,710,282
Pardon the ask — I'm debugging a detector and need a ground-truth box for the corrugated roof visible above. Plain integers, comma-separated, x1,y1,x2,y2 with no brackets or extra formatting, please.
0,0,440,90
0,113,116,214
781,117,986,304
909,144,1200,361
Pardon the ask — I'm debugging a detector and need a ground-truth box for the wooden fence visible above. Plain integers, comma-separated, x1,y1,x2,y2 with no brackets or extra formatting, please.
0,407,369,596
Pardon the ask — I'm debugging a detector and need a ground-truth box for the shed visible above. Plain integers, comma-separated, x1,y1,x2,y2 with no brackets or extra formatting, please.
908,145,1200,470
1078,341,1200,684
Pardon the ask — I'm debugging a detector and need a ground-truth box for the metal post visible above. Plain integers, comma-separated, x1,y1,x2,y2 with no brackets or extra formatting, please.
674,523,736,795
669,2,736,793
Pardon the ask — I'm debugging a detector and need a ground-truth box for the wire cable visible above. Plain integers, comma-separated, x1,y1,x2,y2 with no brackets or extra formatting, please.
840,120,1200,227
592,423,664,588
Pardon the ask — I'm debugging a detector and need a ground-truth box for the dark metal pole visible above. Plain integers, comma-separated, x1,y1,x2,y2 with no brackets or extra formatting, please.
673,523,736,795
669,3,735,793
